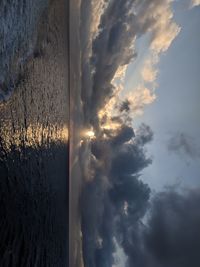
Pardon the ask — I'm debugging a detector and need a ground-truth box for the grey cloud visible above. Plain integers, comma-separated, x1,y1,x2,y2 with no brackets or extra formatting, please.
112,188,200,267
135,123,154,146
79,0,181,266
110,143,152,176
167,132,200,159
111,125,135,147
120,99,131,113
80,0,179,126
142,189,200,267
80,0,94,114
89,0,137,122
81,118,200,267
81,174,108,267
81,123,153,267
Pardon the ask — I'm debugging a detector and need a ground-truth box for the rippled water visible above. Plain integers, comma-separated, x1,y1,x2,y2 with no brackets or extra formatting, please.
0,0,50,101
0,0,69,266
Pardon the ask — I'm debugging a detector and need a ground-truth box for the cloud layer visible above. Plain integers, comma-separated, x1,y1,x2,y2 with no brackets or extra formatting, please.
78,1,199,267
142,189,200,267
81,123,153,267
80,0,180,127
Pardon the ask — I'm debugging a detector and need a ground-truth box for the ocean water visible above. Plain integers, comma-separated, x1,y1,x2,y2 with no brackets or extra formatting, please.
0,0,50,101
0,0,69,266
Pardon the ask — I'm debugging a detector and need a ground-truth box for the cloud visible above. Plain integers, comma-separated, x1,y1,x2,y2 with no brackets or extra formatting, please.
111,125,135,147
88,0,137,121
141,57,159,84
124,86,157,116
167,132,200,159
112,238,128,267
109,188,200,267
79,1,183,267
96,85,156,133
191,0,200,7
142,189,200,267
134,0,180,53
79,0,180,129
81,122,153,267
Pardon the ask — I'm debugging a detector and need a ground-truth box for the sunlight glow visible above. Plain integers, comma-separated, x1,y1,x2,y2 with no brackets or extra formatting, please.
85,130,95,139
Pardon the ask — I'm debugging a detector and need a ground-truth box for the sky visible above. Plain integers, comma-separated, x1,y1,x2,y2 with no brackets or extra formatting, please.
78,1,200,267
129,1,200,191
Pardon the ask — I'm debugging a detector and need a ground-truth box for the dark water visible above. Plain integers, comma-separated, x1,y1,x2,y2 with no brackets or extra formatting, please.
0,0,49,101
0,0,69,266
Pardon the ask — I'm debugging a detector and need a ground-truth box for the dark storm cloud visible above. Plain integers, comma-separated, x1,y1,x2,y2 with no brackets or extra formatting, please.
81,123,153,267
111,125,135,146
105,188,200,267
110,140,152,176
100,188,200,267
79,1,156,259
167,132,200,159
142,189,200,267
79,1,182,267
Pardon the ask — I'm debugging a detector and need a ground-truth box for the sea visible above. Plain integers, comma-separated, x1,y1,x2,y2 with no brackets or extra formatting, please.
0,0,69,266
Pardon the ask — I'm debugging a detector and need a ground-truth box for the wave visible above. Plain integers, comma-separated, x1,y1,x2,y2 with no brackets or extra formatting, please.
0,0,49,102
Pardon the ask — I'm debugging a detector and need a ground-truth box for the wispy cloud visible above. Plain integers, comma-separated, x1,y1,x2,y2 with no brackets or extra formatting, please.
191,0,200,7
141,57,159,84
167,132,200,159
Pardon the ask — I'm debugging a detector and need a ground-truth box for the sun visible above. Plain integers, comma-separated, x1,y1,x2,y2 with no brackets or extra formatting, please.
81,127,96,140
85,130,95,139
